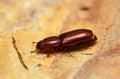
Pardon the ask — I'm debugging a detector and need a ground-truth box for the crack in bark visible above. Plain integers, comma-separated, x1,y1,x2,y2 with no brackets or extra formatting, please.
12,37,28,70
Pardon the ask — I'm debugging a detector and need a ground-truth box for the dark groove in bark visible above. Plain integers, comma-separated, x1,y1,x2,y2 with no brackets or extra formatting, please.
12,37,28,70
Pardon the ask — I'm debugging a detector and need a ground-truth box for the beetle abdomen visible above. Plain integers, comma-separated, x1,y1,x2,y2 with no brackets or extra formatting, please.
59,29,94,46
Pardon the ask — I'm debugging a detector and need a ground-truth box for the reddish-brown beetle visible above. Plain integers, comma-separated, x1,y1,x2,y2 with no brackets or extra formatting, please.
32,29,97,57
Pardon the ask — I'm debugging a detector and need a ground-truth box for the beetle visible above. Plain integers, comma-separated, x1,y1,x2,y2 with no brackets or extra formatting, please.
31,29,97,57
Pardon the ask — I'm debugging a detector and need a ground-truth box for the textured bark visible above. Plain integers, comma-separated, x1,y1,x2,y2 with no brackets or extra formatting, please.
0,0,119,79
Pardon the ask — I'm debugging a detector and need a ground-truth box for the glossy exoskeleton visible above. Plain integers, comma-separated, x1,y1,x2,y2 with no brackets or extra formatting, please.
32,29,97,57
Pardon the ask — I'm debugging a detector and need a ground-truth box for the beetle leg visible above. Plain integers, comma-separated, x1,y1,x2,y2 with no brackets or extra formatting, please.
45,48,53,57
67,52,74,58
69,53,74,57
47,52,51,57
81,53,93,55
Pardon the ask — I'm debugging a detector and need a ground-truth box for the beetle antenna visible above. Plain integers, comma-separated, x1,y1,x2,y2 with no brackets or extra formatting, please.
31,49,38,53
32,42,38,43
32,41,38,44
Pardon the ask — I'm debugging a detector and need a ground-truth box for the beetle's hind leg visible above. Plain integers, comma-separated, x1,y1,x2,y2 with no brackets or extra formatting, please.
69,53,74,57
81,53,93,55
